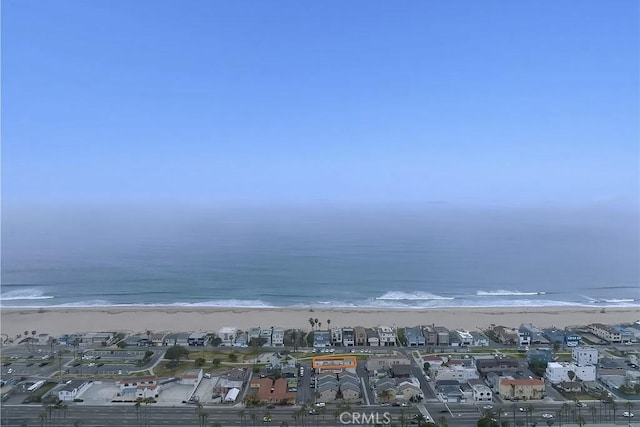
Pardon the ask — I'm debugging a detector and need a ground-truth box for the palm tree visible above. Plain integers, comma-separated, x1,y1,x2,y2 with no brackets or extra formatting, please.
308,318,315,331
611,400,618,422
437,415,448,427
239,409,246,427
314,318,319,330
145,330,152,346
590,405,597,424
327,319,331,329
625,400,634,415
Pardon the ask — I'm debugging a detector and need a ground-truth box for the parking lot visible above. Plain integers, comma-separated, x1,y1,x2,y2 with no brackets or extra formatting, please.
65,363,134,376
156,383,194,404
77,381,117,403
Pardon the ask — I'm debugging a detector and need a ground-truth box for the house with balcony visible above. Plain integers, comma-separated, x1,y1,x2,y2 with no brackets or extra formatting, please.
354,327,367,346
455,330,473,347
469,380,492,402
475,357,519,376
405,326,425,346
342,327,355,347
378,326,396,346
434,326,450,346
313,330,332,348
492,326,519,345
331,328,343,346
366,328,380,346
272,327,285,346
259,328,272,346
470,332,489,347
218,327,237,346
188,332,207,346
519,323,545,344
422,325,438,346
589,324,622,343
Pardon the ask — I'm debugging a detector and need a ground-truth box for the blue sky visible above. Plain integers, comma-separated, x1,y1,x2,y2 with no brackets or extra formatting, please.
3,1,639,209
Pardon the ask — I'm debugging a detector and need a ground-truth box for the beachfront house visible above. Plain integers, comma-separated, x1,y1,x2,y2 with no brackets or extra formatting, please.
188,332,207,346
354,327,367,346
434,327,450,346
272,327,285,346
519,323,545,344
405,326,426,346
492,326,519,345
589,324,622,343
313,330,332,348
366,328,380,346
422,326,438,346
454,330,473,347
219,327,237,346
331,327,343,346
259,328,272,346
342,327,355,347
470,332,489,347
378,326,396,346
164,332,190,346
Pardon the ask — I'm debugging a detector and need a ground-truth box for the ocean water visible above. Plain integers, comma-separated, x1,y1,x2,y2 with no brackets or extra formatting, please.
2,206,639,309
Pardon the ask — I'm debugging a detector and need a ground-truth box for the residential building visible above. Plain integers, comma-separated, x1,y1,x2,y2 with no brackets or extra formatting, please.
188,332,207,347
422,326,438,346
390,365,412,379
475,357,519,375
79,332,114,346
422,355,445,369
572,347,598,366
313,331,332,348
397,379,423,401
405,326,426,346
163,333,190,346
492,326,519,345
342,327,355,347
354,327,367,346
435,380,465,402
517,331,531,346
378,326,396,346
331,328,343,346
37,334,52,345
519,323,545,344
219,327,237,346
366,355,411,372
272,327,285,346
612,326,634,343
259,328,272,346
543,329,581,347
589,324,622,343
248,378,296,405
545,362,596,384
180,369,203,386
498,378,544,400
58,380,91,402
470,382,492,402
366,328,380,346
470,332,489,347
340,381,361,401
317,379,339,402
433,365,480,382
455,330,473,346
434,326,450,346
248,327,261,341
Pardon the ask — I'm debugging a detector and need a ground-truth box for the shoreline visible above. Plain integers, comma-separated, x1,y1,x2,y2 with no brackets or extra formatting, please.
1,306,638,337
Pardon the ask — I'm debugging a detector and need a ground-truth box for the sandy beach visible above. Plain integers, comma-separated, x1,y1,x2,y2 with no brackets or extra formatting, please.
1,306,638,338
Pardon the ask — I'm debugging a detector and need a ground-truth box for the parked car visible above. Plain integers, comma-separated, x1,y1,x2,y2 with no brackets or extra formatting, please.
623,412,634,418
542,414,553,419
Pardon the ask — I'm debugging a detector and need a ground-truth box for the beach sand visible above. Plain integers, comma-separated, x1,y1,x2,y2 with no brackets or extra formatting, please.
1,306,638,337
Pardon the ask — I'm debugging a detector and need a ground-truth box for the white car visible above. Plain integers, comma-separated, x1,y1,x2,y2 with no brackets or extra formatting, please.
542,414,554,419
483,405,493,410
623,411,634,418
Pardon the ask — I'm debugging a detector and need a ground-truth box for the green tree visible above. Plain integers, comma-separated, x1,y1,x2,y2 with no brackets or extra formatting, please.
195,357,206,367
308,317,315,331
165,345,189,366
212,359,221,367
228,352,239,362
423,362,431,372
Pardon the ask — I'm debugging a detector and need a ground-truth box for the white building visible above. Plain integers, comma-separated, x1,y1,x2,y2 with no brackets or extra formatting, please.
545,362,596,384
331,328,343,345
434,365,480,382
471,383,493,402
572,347,598,366
272,327,285,346
455,330,474,346
218,327,237,346
58,380,91,402
180,369,203,386
378,326,396,347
